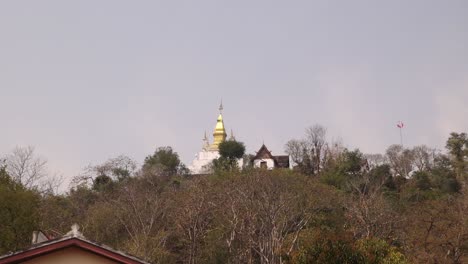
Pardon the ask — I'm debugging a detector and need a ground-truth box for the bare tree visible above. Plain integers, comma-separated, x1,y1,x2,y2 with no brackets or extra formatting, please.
412,145,438,172
385,144,415,178
217,171,334,264
405,193,468,264
364,153,387,169
85,174,171,263
285,124,328,175
92,155,138,181
284,139,306,166
305,125,328,175
41,172,65,194
346,168,402,240
170,178,216,264
4,146,47,189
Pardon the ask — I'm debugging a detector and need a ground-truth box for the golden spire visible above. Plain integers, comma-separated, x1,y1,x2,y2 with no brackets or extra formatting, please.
209,101,227,150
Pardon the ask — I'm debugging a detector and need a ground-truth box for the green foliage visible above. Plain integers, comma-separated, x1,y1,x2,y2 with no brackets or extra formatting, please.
143,146,182,176
212,156,235,173
92,174,114,191
213,141,246,172
39,194,75,234
413,171,432,191
446,132,468,180
357,238,409,264
289,230,408,264
321,149,365,190
446,132,468,161
218,140,245,159
430,154,461,193
400,154,461,203
291,230,365,264
0,166,40,254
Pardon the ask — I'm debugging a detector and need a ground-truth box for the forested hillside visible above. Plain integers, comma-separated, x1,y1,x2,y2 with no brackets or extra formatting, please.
1,129,467,263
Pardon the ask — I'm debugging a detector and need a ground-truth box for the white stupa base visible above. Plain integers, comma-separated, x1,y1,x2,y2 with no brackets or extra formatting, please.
188,150,220,174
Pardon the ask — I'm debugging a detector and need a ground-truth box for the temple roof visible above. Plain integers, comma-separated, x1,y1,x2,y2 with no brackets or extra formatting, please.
252,144,290,169
252,144,275,160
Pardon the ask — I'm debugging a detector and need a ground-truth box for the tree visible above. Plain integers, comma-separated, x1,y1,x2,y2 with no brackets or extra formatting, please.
71,155,137,191
430,154,461,194
285,139,312,174
412,145,438,172
215,170,338,263
218,140,245,160
364,153,386,169
93,155,137,181
170,178,216,264
4,146,47,189
320,149,403,240
446,132,468,181
305,125,328,175
385,144,414,178
92,174,113,191
143,146,184,176
0,165,40,254
289,232,408,264
404,194,468,263
213,141,245,172
89,156,138,191
285,124,329,175
86,175,173,263
321,149,366,190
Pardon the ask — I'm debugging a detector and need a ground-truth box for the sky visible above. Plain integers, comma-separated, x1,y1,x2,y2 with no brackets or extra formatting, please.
1,0,467,186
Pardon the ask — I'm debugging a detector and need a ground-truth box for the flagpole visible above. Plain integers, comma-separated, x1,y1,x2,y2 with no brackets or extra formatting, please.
397,121,404,147
397,121,407,177
399,126,403,146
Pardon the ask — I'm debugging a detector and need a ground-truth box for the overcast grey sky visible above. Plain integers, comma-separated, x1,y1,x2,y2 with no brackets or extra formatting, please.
1,1,467,183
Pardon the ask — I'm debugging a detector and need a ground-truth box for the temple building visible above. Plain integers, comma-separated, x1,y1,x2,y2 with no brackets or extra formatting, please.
251,144,291,170
188,103,230,174
188,103,288,174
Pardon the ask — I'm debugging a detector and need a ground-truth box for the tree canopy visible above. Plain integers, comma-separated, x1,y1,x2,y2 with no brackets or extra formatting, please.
2,130,468,263
218,140,245,160
143,146,185,176
0,166,40,254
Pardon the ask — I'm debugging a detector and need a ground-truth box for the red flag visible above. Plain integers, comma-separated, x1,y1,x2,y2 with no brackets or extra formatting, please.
397,121,404,128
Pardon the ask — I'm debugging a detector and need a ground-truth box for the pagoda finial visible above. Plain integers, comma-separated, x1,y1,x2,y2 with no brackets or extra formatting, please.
219,99,223,114
229,129,236,141
202,131,210,151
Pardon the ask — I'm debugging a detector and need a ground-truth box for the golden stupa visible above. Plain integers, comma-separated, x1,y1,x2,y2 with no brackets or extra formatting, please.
209,102,227,151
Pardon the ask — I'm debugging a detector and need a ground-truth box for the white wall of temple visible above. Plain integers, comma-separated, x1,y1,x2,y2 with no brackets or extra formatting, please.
253,158,275,170
189,150,245,174
188,150,220,174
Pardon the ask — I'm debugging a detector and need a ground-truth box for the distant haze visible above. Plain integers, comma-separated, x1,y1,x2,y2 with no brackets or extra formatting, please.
1,1,467,185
